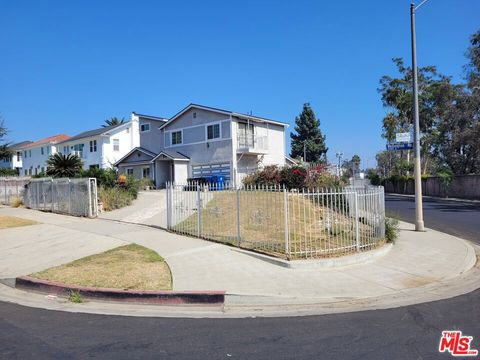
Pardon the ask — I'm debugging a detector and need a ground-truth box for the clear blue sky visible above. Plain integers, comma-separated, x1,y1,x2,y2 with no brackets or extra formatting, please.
1,0,479,167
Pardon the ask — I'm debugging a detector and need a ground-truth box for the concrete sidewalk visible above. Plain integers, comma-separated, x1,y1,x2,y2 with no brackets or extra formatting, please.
0,206,478,317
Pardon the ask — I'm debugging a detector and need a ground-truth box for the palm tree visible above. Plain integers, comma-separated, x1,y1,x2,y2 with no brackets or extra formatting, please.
103,117,125,127
46,153,83,178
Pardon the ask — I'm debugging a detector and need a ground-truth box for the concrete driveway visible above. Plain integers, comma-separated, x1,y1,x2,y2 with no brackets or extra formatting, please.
98,190,168,228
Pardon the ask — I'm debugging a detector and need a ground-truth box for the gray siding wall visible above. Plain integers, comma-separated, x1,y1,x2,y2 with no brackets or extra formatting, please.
164,108,230,130
139,118,165,154
118,149,153,164
183,125,205,143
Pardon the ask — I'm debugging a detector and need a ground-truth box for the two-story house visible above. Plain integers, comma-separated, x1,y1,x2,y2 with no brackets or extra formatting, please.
19,134,71,176
0,141,32,172
55,122,140,170
115,104,289,187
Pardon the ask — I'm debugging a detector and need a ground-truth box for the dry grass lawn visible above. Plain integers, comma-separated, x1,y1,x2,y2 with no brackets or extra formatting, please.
30,244,172,291
174,191,381,258
0,215,39,229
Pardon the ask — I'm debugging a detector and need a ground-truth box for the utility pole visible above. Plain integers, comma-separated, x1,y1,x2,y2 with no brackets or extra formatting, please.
336,152,343,178
410,1,426,231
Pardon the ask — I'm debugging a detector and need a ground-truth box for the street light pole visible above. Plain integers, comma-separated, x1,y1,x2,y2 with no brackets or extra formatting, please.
410,1,425,231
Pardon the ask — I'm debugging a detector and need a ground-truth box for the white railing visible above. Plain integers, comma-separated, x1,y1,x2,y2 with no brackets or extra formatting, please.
165,182,385,259
237,134,268,152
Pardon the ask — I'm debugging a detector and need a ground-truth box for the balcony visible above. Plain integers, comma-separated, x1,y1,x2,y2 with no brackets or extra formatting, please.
237,134,268,154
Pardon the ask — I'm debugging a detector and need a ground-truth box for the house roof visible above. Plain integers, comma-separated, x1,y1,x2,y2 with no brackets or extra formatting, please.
57,123,126,144
133,112,168,122
159,103,288,130
8,141,32,150
113,147,157,166
19,134,71,149
151,150,190,162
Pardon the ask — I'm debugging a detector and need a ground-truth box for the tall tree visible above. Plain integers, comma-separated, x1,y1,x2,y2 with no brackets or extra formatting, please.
103,117,125,127
433,30,480,174
378,58,456,175
290,103,328,162
0,119,12,161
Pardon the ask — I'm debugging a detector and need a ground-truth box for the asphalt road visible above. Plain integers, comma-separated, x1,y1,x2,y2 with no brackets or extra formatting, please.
385,194,480,244
1,291,479,360
0,195,479,359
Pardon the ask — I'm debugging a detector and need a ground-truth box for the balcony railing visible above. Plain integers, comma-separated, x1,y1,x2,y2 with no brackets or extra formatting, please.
237,134,268,154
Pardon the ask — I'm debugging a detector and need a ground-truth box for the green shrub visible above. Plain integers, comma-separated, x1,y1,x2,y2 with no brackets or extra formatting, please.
281,165,307,189
0,168,19,176
304,171,344,189
79,168,117,188
385,217,400,243
98,186,135,211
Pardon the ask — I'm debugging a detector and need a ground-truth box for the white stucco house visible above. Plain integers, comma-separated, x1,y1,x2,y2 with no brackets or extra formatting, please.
0,141,32,172
56,122,140,170
19,134,71,176
115,104,290,187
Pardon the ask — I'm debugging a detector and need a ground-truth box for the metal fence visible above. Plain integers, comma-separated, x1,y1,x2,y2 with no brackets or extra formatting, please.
23,178,98,217
166,182,385,259
0,177,31,205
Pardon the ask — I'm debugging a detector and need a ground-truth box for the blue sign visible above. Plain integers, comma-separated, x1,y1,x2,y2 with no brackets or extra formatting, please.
386,142,413,151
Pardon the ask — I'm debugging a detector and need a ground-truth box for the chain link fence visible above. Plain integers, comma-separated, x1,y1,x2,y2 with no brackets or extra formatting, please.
166,182,385,259
22,178,98,217
0,177,31,205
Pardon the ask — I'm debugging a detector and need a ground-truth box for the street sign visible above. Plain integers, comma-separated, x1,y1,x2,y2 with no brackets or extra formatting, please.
387,142,413,151
396,132,412,143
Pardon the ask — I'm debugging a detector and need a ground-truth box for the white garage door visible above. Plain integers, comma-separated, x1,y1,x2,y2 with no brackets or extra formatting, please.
191,162,231,179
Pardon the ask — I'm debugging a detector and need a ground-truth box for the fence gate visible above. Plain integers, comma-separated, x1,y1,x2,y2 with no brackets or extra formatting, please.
23,177,98,217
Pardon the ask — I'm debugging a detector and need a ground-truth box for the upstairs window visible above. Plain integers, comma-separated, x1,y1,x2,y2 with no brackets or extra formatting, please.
41,147,44,155
17,152,21,161
171,131,182,145
90,140,97,152
207,124,220,140
140,123,150,132
113,139,119,151
24,151,27,158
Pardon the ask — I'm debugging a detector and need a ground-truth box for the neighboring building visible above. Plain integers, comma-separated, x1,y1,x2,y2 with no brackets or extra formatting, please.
115,104,289,187
19,134,71,176
0,141,32,172
55,122,140,170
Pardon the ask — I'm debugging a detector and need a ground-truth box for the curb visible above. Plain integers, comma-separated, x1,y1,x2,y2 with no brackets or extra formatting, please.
386,193,480,203
15,276,225,306
231,243,393,269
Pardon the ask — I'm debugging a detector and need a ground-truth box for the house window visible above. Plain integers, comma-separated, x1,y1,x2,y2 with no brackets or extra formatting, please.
24,151,27,158
47,146,51,155
207,124,220,140
193,112,197,118
140,123,150,132
142,167,150,179
28,169,32,175
126,168,133,175
90,140,97,152
17,152,21,161
72,144,84,158
113,139,119,151
29,150,31,157
41,147,44,155
63,146,68,154
24,169,27,176
171,131,182,145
